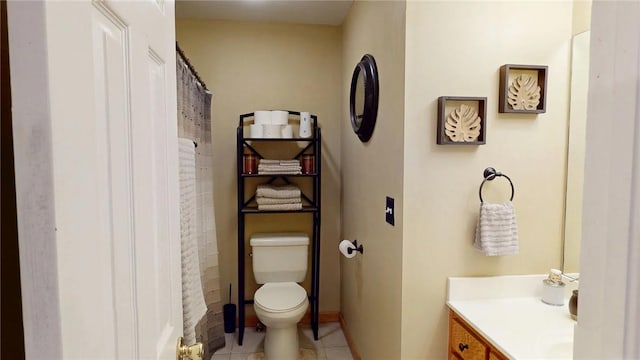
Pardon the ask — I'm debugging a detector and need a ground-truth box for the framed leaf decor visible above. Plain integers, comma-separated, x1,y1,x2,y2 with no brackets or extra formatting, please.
499,64,548,113
437,96,487,145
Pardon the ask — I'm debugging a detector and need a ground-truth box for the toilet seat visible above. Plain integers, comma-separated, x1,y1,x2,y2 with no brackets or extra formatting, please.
254,282,307,313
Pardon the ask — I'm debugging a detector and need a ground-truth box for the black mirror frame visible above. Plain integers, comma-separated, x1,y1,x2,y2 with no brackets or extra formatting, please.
349,54,379,142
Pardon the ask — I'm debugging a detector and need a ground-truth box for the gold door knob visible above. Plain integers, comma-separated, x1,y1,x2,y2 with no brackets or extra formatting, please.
176,337,204,360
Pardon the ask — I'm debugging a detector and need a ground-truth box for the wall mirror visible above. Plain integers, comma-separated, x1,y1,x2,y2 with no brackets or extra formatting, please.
349,54,379,142
563,30,590,274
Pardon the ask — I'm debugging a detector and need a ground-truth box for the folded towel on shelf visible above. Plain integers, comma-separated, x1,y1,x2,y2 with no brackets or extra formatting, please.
258,165,302,170
474,201,519,256
256,184,301,199
258,165,302,174
258,203,303,211
256,197,302,205
258,170,303,175
257,159,302,175
259,159,300,166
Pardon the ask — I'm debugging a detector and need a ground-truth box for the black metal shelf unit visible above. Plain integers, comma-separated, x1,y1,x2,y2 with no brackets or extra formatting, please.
236,111,321,345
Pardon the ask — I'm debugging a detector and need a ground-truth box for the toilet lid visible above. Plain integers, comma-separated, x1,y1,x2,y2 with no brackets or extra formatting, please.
254,282,308,313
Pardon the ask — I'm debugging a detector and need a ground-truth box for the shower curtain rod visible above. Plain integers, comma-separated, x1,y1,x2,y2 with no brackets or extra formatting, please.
176,42,209,91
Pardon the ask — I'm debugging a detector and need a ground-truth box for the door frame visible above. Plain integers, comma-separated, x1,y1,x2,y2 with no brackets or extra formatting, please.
573,1,640,358
8,1,63,358
1,0,25,357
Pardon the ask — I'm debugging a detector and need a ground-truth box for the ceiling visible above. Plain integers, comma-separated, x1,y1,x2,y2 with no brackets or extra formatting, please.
175,0,353,26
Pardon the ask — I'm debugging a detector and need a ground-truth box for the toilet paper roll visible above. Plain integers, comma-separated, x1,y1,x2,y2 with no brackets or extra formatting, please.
271,110,289,125
339,240,356,259
250,124,264,138
281,125,293,138
263,124,282,138
254,111,272,125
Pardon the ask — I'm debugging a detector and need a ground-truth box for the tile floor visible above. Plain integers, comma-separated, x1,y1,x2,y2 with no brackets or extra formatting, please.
211,323,354,360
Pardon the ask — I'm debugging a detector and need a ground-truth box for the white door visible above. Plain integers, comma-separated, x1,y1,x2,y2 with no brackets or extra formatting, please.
8,1,183,359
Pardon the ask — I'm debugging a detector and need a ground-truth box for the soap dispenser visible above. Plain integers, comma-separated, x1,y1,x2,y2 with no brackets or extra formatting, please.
541,269,565,306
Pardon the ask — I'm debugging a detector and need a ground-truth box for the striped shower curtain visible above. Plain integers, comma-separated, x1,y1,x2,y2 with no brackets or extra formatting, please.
176,48,225,355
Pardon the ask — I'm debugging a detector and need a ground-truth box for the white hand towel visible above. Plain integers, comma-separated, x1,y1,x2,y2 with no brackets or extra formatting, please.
178,138,207,344
474,201,519,256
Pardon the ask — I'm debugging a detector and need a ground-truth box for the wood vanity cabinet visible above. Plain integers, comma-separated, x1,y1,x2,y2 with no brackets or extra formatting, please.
449,310,509,360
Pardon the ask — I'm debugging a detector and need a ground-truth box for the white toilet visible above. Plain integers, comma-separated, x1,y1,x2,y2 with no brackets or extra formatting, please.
250,233,310,360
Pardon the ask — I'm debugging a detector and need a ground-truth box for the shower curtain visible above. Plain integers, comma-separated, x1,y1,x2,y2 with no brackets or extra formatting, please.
176,48,225,354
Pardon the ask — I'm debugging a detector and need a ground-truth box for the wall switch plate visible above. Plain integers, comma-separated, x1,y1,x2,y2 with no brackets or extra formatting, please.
386,196,395,225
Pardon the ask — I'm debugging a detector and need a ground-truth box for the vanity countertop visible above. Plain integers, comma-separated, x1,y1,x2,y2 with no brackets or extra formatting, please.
447,274,578,360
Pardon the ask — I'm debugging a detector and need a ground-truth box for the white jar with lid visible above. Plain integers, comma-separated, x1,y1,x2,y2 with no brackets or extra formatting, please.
541,269,565,306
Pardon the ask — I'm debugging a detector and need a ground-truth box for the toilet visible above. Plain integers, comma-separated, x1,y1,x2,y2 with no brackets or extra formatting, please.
250,233,310,360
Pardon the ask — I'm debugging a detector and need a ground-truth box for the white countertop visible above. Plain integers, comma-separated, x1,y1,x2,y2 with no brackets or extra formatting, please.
447,275,578,360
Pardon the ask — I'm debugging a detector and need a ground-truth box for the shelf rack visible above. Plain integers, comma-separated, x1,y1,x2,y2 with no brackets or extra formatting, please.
236,111,321,345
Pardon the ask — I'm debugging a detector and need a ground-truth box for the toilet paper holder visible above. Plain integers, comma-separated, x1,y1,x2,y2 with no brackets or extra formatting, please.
347,240,364,255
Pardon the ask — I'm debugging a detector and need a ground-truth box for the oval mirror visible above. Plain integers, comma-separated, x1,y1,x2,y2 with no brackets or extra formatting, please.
349,54,379,142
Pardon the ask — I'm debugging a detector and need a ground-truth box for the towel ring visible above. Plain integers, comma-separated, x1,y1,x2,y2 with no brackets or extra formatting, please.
479,167,515,202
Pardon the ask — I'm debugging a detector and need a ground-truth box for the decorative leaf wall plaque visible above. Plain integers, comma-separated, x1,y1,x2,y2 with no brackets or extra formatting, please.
437,96,487,145
507,74,541,110
498,64,548,113
445,104,481,142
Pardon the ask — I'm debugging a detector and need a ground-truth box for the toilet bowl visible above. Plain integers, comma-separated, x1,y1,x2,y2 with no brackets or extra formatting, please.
254,282,308,360
250,233,309,360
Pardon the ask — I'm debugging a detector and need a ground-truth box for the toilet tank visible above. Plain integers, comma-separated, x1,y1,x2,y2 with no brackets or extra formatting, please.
250,233,309,284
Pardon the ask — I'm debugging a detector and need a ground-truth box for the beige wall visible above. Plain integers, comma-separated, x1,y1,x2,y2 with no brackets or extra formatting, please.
175,20,342,313
572,0,592,35
402,1,573,358
340,1,406,359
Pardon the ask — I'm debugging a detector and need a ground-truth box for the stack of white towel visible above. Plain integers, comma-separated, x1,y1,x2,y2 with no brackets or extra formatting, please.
256,184,302,211
258,159,302,175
